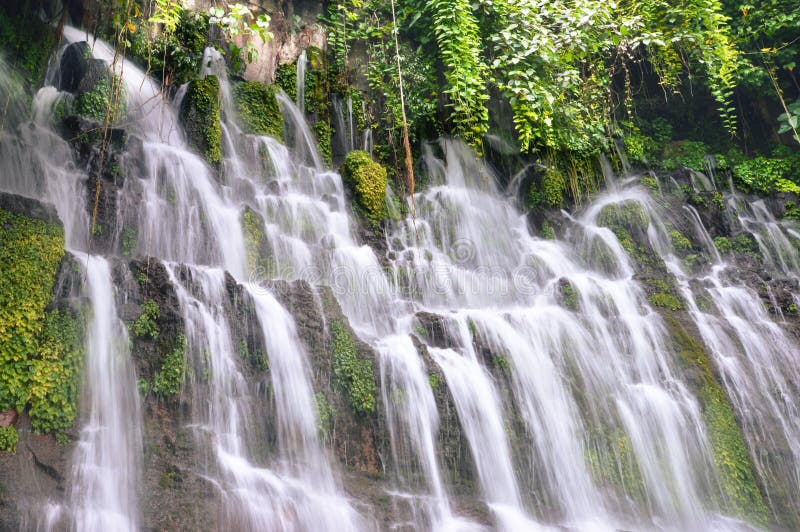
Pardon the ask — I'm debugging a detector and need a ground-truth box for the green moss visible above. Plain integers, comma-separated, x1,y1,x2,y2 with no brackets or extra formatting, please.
232,81,283,140
585,426,645,501
494,354,511,374
341,150,388,227
331,321,376,416
558,280,579,311
0,208,64,413
0,426,18,453
242,208,264,276
640,175,659,192
428,372,441,390
74,73,126,123
648,292,683,311
132,300,159,339
597,201,649,234
28,309,84,434
312,120,333,166
529,166,567,209
315,392,335,442
152,335,186,398
732,233,760,258
275,62,297,101
181,76,222,164
668,229,692,256
714,236,732,255
667,317,768,524
540,221,556,240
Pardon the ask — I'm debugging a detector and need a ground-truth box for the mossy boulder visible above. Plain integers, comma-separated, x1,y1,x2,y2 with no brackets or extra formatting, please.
180,75,222,164
232,80,283,140
341,150,388,227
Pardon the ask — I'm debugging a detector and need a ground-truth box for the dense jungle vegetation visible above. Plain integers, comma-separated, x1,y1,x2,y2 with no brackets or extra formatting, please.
3,0,795,210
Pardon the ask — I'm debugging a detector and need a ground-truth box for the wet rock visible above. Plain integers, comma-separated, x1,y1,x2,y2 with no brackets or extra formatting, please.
0,409,17,427
268,280,384,474
57,42,107,95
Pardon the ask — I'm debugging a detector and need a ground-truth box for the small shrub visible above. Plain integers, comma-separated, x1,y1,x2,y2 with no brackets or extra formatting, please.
341,150,388,227
0,426,18,453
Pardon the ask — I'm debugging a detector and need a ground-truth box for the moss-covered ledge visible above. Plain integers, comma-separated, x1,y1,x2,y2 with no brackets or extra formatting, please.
664,314,770,526
341,150,388,228
180,75,222,165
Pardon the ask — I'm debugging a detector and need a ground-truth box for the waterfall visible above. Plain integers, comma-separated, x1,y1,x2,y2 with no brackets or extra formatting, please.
70,256,142,532
4,18,800,532
641,191,800,519
296,49,307,114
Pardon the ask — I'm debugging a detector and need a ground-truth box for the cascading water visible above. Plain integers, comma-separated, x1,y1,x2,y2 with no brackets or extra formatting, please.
69,256,142,532
619,180,800,521
296,49,307,114
165,264,364,531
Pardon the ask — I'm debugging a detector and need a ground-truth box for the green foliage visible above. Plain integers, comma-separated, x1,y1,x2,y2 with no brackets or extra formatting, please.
149,0,183,35
132,300,160,340
784,202,800,221
540,221,556,240
528,166,567,209
648,292,683,311
152,335,186,397
313,120,333,166
0,426,18,453
75,74,127,124
209,3,272,65
232,81,283,140
430,0,488,151
181,76,222,164
663,141,711,171
0,209,64,413
669,230,693,256
341,150,388,226
714,236,733,254
29,309,84,434
275,63,297,101
0,7,55,85
315,392,335,441
130,9,210,86
331,322,376,416
732,156,793,194
731,233,760,257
